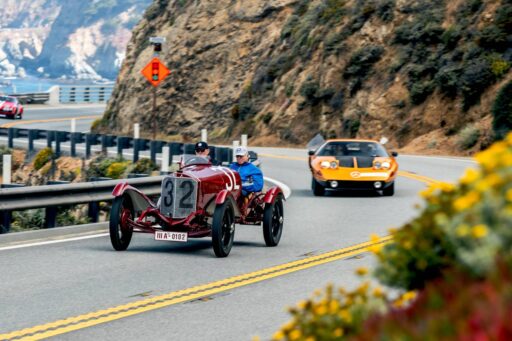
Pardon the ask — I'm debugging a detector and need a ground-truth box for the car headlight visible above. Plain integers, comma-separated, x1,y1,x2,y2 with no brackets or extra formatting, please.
382,161,391,169
374,161,381,169
320,161,331,169
330,161,337,169
2,107,12,112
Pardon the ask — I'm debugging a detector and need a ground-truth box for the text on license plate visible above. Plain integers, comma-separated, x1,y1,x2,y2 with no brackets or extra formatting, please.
155,231,188,242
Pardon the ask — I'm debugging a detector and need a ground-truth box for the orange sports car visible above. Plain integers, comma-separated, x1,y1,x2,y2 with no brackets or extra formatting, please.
308,139,398,196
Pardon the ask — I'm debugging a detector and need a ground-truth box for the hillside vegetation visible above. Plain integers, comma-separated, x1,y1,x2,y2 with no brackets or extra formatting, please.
100,0,512,154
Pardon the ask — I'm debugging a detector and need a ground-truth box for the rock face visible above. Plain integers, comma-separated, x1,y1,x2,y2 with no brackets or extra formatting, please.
0,0,152,79
101,0,512,153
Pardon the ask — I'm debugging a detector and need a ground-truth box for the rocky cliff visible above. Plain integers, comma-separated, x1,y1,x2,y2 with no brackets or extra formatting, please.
0,0,152,79
100,0,512,153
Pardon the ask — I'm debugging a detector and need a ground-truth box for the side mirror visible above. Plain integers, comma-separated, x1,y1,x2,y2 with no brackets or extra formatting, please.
391,151,398,157
308,150,315,156
248,151,258,162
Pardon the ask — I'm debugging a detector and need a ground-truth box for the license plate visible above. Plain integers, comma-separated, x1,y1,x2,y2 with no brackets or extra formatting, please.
155,231,188,242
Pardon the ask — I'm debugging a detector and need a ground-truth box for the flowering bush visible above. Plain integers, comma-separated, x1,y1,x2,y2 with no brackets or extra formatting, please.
376,133,512,290
273,132,512,339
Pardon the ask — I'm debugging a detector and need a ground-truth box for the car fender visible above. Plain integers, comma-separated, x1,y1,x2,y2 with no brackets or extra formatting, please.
263,186,284,204
112,182,156,212
215,190,242,217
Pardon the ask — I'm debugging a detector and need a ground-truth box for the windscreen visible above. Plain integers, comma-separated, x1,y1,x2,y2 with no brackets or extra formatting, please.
316,141,388,157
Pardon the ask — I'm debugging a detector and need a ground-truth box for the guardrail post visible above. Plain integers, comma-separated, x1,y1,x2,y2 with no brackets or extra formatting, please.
54,131,68,158
46,130,55,149
84,87,90,102
201,129,207,142
3,154,11,185
70,87,76,103
232,140,240,162
28,130,37,153
241,134,248,147
99,87,105,102
161,146,170,173
1,211,11,234
7,128,16,148
45,207,57,228
133,139,140,163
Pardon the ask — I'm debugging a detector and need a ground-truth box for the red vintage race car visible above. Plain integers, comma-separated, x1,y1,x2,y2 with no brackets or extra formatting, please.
109,155,285,257
0,95,23,119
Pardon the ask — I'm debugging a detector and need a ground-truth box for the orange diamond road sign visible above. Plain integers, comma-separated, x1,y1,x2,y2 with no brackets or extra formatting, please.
141,57,170,87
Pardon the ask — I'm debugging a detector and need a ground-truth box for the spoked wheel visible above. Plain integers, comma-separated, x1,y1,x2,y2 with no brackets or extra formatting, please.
211,201,235,258
109,195,134,251
263,194,284,247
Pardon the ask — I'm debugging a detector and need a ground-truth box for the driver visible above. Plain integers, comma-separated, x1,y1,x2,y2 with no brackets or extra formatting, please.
230,146,263,196
195,141,220,166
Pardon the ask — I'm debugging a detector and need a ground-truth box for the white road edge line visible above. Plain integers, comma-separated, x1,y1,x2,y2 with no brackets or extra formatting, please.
0,176,292,251
0,233,109,251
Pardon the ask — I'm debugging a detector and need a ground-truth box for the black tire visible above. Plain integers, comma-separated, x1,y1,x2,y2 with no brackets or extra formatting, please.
382,182,395,196
109,195,134,251
311,178,325,196
263,195,284,247
211,201,235,257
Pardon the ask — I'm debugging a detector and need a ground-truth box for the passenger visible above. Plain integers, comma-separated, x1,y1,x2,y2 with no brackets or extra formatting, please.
194,141,220,166
230,146,263,196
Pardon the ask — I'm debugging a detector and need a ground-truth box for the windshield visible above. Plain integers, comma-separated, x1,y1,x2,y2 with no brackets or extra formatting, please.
316,141,388,157
180,154,211,167
0,96,15,103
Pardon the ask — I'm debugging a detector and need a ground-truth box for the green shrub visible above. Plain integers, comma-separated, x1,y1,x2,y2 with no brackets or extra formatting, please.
34,147,54,171
262,112,273,125
409,81,434,105
457,124,480,150
130,158,158,174
144,0,167,21
376,0,395,22
461,59,495,110
56,209,90,227
86,155,129,180
344,46,384,79
492,80,512,140
106,162,130,179
11,209,45,231
434,66,461,98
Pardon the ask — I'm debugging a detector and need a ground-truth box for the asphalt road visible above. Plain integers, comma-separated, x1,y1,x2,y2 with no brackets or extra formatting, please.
0,104,105,132
0,136,476,340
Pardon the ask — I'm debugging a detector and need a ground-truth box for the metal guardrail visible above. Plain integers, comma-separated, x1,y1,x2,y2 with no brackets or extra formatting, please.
0,127,233,163
59,85,114,104
8,85,114,104
11,93,50,105
0,176,163,233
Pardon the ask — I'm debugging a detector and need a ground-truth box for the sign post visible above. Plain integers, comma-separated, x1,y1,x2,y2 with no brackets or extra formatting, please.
141,37,170,140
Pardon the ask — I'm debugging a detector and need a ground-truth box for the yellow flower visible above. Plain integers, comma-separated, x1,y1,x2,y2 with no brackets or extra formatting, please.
297,300,308,310
506,132,512,145
373,287,385,298
460,168,480,185
456,224,470,237
339,309,352,323
357,282,370,295
402,291,418,302
252,337,261,341
439,182,455,192
402,240,413,250
356,267,369,276
453,191,480,211
471,224,488,239
329,300,340,313
289,329,301,340
272,330,285,340
420,185,436,198
506,189,512,202
334,328,344,337
314,305,327,315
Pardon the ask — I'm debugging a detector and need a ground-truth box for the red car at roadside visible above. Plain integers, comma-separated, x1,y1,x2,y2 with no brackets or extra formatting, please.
0,95,23,119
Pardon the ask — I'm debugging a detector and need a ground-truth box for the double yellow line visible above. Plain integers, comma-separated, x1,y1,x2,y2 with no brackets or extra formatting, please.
397,170,440,185
0,115,101,128
1,237,392,340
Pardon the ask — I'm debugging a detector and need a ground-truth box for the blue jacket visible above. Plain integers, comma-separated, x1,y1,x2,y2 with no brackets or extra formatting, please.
230,162,263,195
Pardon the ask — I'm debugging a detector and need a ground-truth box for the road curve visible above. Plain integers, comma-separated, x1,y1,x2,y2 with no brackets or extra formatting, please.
0,144,475,340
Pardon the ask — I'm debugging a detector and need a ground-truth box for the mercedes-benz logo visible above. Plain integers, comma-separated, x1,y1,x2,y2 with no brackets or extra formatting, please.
350,171,361,178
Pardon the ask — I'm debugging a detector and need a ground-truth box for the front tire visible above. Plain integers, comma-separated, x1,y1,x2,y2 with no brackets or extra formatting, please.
312,178,325,196
211,201,235,257
382,182,395,196
263,194,284,246
109,195,134,251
